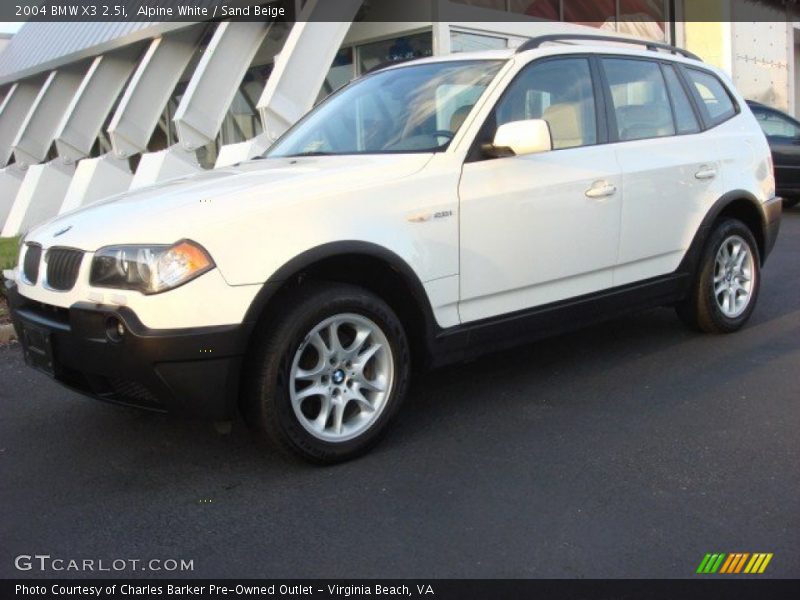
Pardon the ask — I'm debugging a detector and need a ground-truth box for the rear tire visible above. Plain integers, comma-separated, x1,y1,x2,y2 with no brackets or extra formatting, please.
243,282,411,464
676,218,760,334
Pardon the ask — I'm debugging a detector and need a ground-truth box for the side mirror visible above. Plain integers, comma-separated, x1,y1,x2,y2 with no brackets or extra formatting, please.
482,119,553,158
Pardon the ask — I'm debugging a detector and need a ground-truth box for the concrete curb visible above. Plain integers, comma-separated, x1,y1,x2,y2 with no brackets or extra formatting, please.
0,323,16,344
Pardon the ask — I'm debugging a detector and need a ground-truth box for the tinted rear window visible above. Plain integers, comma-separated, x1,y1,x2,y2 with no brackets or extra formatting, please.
685,68,738,126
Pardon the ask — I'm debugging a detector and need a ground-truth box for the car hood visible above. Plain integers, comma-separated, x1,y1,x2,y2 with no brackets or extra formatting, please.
28,154,434,251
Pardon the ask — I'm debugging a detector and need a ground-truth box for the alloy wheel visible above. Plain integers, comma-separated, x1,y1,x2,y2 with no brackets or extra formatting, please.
289,313,394,443
713,234,755,318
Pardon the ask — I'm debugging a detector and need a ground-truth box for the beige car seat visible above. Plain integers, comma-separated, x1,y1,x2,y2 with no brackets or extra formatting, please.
543,102,584,149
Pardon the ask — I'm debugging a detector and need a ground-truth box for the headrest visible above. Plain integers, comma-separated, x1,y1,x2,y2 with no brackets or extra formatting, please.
543,102,583,148
450,105,473,132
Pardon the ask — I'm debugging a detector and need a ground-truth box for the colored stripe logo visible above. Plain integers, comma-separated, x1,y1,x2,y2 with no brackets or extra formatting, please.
696,553,773,574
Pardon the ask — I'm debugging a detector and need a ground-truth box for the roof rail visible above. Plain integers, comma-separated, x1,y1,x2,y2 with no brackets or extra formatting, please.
515,34,701,61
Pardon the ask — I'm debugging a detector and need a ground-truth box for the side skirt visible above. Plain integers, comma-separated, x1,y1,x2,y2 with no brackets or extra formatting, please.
427,273,690,368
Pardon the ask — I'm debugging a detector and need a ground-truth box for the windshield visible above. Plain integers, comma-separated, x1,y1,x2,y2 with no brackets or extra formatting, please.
267,60,505,157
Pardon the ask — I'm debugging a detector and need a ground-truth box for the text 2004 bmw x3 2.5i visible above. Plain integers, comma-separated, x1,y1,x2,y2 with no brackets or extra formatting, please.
6,35,781,463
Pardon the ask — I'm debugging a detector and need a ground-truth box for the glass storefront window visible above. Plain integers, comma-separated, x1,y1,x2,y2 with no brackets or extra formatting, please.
562,0,616,30
451,0,508,10
316,47,354,104
449,0,668,41
322,47,355,97
198,62,272,169
509,0,560,19
218,64,271,147
198,22,291,168
617,0,666,41
356,32,433,74
451,31,509,52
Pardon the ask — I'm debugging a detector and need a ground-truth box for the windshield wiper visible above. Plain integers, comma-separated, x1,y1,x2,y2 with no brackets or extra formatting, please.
284,151,335,157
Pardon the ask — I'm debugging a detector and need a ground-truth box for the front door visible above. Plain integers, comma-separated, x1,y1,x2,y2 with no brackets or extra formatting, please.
458,56,622,323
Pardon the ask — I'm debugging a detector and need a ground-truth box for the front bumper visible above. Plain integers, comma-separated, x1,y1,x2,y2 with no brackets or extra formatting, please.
5,280,250,419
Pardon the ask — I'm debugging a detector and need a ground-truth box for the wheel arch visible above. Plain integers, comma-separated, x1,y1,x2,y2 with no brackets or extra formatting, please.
680,191,769,275
241,241,439,370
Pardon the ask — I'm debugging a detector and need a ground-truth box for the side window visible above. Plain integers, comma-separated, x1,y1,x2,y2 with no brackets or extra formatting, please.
752,108,800,139
685,68,737,126
662,64,701,134
601,58,676,141
493,58,597,150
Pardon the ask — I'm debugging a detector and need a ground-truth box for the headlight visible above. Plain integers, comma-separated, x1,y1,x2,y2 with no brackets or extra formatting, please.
90,240,215,294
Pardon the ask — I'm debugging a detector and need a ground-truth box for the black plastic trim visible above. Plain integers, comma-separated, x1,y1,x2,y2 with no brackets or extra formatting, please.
44,247,83,292
426,273,689,368
592,54,618,144
677,191,777,273
243,240,439,337
21,242,41,285
660,62,681,134
6,282,249,419
763,196,782,259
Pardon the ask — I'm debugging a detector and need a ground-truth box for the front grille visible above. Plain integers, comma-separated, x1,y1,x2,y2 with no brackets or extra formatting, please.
23,243,42,284
46,248,83,291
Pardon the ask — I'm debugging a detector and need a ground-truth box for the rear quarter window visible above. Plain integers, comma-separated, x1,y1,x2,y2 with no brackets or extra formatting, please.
684,68,738,126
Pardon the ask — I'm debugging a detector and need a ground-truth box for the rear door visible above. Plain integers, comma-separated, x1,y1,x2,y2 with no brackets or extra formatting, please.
606,58,727,286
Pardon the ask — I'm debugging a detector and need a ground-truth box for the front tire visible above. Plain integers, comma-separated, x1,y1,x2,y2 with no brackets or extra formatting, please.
243,282,411,464
676,218,761,333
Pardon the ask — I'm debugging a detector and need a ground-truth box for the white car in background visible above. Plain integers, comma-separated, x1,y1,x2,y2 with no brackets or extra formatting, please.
5,34,781,463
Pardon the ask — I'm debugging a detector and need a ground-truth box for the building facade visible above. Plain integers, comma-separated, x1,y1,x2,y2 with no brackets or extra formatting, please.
0,0,797,237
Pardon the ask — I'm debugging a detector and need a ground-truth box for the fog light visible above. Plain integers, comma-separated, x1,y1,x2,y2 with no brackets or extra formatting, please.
106,317,125,342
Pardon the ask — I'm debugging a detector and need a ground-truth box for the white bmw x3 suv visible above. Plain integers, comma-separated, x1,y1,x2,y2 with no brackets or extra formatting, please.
6,35,781,463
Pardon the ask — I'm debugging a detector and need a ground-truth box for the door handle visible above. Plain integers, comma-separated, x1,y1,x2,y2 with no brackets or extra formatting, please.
585,181,617,199
695,165,717,180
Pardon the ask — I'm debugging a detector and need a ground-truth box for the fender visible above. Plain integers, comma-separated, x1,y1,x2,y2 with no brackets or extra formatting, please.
677,190,779,276
241,240,440,337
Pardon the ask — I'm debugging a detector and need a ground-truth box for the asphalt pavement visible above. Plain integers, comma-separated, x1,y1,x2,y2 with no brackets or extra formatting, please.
1,210,798,579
